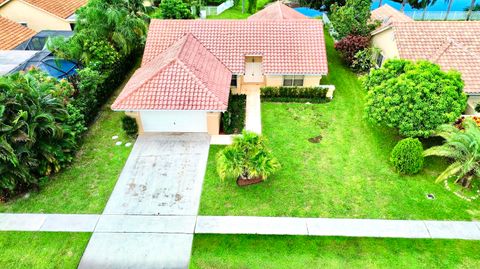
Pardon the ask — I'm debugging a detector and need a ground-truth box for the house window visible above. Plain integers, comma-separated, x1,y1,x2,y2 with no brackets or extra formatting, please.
283,75,304,87
230,75,237,87
19,22,28,27
376,53,384,68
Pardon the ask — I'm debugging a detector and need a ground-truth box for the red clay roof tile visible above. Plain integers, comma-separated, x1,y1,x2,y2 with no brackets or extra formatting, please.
248,1,308,20
0,16,36,49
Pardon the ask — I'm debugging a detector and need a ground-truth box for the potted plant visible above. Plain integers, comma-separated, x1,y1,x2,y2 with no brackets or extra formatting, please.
216,131,280,186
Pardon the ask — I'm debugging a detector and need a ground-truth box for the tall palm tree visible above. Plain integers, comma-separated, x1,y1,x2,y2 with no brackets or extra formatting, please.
444,0,454,20
424,119,480,188
466,0,477,20
401,0,408,12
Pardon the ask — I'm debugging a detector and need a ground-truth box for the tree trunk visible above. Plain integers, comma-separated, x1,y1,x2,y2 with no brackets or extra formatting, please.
242,0,245,13
422,4,428,20
444,0,454,20
378,0,383,8
466,0,476,21
401,0,407,12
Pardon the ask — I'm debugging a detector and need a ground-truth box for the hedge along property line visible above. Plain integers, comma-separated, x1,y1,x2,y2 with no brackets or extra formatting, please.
260,86,330,103
222,94,246,134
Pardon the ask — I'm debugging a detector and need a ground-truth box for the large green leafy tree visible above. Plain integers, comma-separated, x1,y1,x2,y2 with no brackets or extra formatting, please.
424,119,480,188
363,59,466,137
151,0,194,19
0,69,85,194
329,0,378,39
50,0,148,63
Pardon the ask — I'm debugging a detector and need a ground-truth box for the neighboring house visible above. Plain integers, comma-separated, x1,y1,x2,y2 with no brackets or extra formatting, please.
112,18,328,134
371,4,413,27
0,15,36,50
370,20,480,113
248,1,308,20
0,0,86,31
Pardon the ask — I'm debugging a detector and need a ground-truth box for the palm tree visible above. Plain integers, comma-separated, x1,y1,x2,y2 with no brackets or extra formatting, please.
466,0,477,21
444,0,454,20
424,118,480,188
216,131,280,185
401,0,408,12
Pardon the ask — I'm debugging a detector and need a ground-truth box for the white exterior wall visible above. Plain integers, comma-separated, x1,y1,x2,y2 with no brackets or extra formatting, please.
140,111,208,133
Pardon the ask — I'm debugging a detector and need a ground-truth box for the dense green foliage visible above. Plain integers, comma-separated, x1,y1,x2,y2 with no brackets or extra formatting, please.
121,115,138,137
216,131,280,181
352,47,381,72
49,0,147,124
390,138,424,175
0,70,85,195
152,0,194,19
424,118,480,188
222,94,246,134
247,0,258,13
364,59,466,137
334,35,370,66
261,86,329,103
329,0,378,39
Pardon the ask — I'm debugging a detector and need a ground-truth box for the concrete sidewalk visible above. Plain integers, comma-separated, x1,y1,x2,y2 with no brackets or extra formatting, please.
2,213,480,241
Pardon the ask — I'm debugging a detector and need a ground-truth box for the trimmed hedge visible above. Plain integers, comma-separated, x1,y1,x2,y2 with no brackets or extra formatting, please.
222,94,246,134
261,86,329,103
390,138,424,175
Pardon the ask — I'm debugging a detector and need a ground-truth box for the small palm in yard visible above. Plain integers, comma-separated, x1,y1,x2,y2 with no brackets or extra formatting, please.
424,119,480,188
216,131,280,186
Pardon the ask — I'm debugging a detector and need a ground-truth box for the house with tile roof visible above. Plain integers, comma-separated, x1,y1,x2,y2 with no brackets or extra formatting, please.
112,16,328,134
0,0,86,31
0,15,36,49
370,4,413,27
370,20,480,114
248,1,308,20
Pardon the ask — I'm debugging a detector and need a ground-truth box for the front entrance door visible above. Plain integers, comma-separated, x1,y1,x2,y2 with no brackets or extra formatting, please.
244,56,263,83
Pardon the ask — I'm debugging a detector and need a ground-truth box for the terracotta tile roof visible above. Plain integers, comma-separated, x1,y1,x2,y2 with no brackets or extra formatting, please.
248,1,308,20
389,21,480,93
0,16,36,49
143,19,328,75
21,0,86,19
112,34,231,111
371,4,413,27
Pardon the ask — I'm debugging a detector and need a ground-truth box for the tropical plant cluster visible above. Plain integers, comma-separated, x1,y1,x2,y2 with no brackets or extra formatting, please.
390,138,424,175
0,70,85,196
334,35,370,66
50,0,148,123
216,131,280,183
261,86,329,103
151,0,194,19
222,94,246,135
364,59,466,137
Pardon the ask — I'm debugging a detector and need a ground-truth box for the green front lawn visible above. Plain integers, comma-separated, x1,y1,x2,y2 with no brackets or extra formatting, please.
190,235,480,269
208,0,271,19
198,33,480,220
0,61,139,214
0,232,90,269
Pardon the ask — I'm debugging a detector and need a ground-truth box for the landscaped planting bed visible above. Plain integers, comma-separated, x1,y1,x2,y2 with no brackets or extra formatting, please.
190,235,480,268
198,33,480,220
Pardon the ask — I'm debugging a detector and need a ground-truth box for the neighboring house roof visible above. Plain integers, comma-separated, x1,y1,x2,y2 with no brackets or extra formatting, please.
375,21,480,94
371,4,412,29
143,19,328,75
248,1,308,20
0,0,87,19
0,16,36,49
112,34,231,111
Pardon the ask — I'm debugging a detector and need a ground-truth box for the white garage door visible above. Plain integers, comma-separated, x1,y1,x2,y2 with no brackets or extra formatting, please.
140,111,207,132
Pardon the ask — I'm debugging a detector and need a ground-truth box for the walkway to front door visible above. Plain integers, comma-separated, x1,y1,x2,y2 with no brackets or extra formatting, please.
78,133,210,269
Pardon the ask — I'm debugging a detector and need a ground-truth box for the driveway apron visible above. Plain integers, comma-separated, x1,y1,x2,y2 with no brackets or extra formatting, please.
79,133,210,269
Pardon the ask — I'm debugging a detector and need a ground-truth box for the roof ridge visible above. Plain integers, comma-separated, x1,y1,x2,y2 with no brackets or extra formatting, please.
176,59,227,108
429,38,455,63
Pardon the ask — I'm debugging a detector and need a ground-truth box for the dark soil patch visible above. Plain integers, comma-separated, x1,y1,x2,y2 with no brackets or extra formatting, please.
237,176,263,186
308,135,323,143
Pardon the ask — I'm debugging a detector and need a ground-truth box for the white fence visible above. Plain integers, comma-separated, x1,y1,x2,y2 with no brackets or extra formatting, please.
405,11,480,21
322,13,338,40
201,0,234,17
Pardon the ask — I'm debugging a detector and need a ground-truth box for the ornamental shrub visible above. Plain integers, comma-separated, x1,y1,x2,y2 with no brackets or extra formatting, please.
364,59,467,137
352,47,381,72
260,86,329,102
390,138,424,175
248,0,258,13
334,35,370,66
222,94,246,134
122,115,139,137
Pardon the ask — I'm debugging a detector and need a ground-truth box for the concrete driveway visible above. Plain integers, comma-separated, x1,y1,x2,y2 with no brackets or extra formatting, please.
103,133,210,216
79,133,210,269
